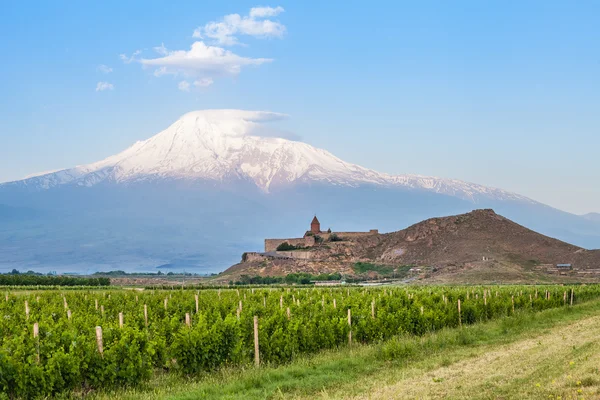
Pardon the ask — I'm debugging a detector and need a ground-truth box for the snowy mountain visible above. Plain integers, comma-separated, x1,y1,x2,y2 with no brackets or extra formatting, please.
3,110,530,203
1,110,598,273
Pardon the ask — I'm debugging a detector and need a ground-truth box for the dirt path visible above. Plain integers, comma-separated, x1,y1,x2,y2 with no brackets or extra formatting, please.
348,315,600,399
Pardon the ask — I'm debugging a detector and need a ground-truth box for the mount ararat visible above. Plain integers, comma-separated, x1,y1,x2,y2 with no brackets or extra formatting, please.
1,110,598,273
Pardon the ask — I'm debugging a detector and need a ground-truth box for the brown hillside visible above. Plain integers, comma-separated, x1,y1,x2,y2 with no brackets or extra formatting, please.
363,209,592,266
221,209,600,283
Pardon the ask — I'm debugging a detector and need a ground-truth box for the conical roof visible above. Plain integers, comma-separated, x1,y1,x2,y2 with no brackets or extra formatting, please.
311,215,320,224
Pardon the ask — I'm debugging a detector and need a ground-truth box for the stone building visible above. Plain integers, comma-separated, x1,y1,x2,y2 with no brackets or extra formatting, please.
311,216,321,234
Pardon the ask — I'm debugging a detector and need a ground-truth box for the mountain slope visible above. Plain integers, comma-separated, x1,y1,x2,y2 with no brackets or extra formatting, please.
583,213,600,223
0,110,599,273
225,209,600,283
1,110,530,203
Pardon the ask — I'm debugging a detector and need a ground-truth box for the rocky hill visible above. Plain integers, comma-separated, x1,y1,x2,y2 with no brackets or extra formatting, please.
223,209,600,283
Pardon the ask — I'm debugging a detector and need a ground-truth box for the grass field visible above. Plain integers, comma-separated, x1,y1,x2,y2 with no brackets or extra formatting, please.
81,296,600,400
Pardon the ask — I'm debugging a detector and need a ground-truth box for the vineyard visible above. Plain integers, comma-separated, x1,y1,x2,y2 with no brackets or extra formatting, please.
1,285,600,398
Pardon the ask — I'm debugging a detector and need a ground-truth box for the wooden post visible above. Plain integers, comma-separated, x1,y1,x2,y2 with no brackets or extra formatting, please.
348,308,352,345
95,299,98,310
570,289,574,306
96,326,103,358
67,310,72,320
239,300,242,312
371,300,375,319
420,306,424,315
195,294,199,314
25,300,29,320
185,313,191,327
286,307,291,320
484,296,487,306
253,316,260,367
263,296,266,307
135,295,138,302
458,299,462,327
322,296,325,307
100,305,104,316
511,296,515,313
280,296,283,309
33,322,40,363
333,298,337,309
236,308,241,320
119,312,123,328
144,304,148,327
164,298,168,310
563,291,567,305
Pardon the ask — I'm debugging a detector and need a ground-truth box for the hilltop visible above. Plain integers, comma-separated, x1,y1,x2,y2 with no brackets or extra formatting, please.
223,209,600,284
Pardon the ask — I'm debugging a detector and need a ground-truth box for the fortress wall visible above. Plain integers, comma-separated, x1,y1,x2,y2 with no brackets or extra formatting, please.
265,237,312,252
275,251,313,260
335,230,379,239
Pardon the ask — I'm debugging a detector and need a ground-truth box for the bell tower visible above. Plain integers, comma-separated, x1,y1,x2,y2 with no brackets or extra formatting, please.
310,215,321,234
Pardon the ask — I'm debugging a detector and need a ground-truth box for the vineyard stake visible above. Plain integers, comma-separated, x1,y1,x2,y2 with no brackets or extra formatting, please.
371,300,375,319
237,308,241,320
347,309,352,345
333,298,337,309
280,296,283,309
144,304,148,327
33,322,40,363
164,298,168,310
286,307,290,320
96,326,103,358
253,316,260,367
239,300,243,311
119,312,123,328
570,289,574,306
195,294,199,314
185,313,191,327
263,296,266,307
511,296,515,314
101,305,104,316
563,291,567,305
67,310,72,320
25,300,29,320
458,299,462,327
95,299,98,310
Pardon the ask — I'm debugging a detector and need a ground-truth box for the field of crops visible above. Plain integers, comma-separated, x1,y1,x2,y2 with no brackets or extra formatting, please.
1,284,600,398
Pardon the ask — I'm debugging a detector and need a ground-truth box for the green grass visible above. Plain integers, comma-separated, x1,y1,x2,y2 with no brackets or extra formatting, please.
81,298,600,400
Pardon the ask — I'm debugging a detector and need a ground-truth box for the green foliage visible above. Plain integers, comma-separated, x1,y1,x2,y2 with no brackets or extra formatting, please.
0,284,599,398
0,273,110,286
329,233,343,242
276,242,306,251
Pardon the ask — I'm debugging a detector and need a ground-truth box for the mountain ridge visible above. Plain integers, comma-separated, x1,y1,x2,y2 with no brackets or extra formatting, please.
1,109,533,203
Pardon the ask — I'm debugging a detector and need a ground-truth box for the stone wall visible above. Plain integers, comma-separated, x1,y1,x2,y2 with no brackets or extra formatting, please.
264,237,314,252
275,251,313,260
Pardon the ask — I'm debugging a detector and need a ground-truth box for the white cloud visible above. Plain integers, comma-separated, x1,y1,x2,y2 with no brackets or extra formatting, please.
194,6,286,46
95,81,114,91
194,78,214,87
249,6,284,18
97,64,113,74
141,41,271,78
119,50,141,64
153,43,168,56
178,81,191,92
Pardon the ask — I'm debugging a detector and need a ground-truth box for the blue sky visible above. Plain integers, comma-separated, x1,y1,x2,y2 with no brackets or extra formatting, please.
1,0,598,214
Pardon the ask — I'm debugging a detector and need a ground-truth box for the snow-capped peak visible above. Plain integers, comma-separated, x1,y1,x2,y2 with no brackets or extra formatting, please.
1,109,533,203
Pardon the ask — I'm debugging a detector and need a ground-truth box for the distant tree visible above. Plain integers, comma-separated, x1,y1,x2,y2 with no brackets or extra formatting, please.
327,228,332,233
277,242,298,251
329,233,342,242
